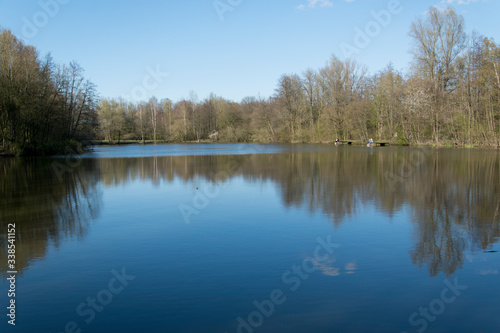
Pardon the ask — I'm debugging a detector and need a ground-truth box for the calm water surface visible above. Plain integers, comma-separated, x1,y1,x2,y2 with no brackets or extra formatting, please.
1,144,499,333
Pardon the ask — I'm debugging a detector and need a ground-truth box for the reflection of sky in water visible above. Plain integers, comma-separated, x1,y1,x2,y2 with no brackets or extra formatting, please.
78,143,335,158
1,146,499,333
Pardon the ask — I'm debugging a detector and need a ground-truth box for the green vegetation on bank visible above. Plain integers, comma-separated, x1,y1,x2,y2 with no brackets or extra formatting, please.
95,7,500,148
1,6,499,156
0,30,97,156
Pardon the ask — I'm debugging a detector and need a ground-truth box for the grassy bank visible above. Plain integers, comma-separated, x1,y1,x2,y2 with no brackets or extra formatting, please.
2,139,497,158
92,139,500,149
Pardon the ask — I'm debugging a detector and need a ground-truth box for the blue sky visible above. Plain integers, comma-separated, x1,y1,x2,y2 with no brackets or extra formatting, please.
0,0,498,103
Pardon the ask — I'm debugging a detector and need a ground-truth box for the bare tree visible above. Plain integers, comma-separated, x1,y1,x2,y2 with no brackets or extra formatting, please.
55,62,98,141
276,74,304,140
409,6,467,142
162,98,173,140
302,68,319,132
149,97,158,142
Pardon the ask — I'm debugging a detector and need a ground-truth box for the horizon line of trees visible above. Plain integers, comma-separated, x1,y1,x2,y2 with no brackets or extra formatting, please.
2,6,499,155
97,7,500,147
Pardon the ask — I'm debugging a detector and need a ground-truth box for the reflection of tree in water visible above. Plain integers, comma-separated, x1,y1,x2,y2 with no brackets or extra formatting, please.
408,150,500,276
95,148,500,276
262,149,500,277
0,158,101,278
5,148,497,278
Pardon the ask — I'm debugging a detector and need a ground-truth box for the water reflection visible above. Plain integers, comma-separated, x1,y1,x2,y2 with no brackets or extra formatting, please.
0,158,101,278
408,150,500,276
96,148,500,276
1,147,499,278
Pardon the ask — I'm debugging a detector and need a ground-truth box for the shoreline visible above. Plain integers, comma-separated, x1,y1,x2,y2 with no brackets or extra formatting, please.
1,141,498,158
88,140,500,150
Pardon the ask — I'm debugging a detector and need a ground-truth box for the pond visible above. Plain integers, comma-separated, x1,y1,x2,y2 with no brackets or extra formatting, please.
1,144,499,332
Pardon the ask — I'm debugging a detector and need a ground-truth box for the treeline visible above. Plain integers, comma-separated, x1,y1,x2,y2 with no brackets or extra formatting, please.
97,7,500,147
0,30,98,155
2,6,499,155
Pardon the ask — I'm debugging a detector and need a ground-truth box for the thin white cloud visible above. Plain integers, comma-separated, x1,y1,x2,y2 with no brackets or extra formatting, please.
296,0,334,10
435,0,484,12
441,0,481,4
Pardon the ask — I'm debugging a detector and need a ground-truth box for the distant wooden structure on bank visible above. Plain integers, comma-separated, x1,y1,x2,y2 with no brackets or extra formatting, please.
339,140,389,147
209,131,219,142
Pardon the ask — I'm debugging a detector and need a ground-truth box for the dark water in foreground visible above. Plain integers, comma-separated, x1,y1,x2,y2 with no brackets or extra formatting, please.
1,144,499,333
